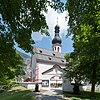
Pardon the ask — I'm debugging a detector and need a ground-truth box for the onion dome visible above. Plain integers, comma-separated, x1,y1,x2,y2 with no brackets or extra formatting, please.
52,24,62,44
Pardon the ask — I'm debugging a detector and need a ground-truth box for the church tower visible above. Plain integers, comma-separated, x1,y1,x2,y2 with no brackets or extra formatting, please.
52,21,62,53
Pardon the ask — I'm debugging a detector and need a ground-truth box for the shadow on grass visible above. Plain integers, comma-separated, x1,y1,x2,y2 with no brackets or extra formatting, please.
63,91,100,100
0,89,34,100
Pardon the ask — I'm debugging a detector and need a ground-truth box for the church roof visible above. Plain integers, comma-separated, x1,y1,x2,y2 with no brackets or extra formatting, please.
52,24,62,44
33,46,66,65
42,64,64,75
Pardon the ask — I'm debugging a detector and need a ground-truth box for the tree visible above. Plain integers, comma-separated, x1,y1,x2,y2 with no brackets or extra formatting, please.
0,0,64,84
0,20,25,85
65,0,100,95
0,50,25,85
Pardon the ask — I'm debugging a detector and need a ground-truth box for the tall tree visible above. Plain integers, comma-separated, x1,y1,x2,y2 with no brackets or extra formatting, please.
0,0,64,84
66,0,100,95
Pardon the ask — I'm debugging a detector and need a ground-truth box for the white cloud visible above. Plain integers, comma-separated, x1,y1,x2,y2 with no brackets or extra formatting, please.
32,6,69,41
31,32,47,41
45,6,69,39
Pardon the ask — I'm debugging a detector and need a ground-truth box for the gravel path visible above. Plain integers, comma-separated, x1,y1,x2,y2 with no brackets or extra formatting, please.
31,89,69,100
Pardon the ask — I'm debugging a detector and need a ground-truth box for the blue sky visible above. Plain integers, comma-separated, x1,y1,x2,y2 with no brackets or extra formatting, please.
33,34,74,54
17,30,74,55
31,2,74,54
16,0,74,55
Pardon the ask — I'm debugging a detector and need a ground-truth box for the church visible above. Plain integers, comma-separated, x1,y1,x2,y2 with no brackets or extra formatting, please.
31,23,66,90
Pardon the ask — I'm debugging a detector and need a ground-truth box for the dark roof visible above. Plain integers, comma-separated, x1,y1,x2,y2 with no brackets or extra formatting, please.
52,35,62,44
52,24,62,44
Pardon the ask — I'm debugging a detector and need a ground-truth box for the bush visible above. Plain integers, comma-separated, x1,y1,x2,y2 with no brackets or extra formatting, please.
2,85,9,90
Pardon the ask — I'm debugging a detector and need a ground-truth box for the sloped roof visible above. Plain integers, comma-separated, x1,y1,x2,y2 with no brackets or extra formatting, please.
42,64,64,75
32,46,66,65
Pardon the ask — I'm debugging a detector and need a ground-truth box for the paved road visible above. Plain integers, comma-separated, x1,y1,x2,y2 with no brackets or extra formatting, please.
32,89,68,100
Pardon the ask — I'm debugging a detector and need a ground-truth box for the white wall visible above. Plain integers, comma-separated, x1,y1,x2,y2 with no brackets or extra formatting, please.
37,62,64,90
62,77,100,92
81,84,100,91
62,77,74,92
38,62,64,80
21,82,42,90
38,63,54,81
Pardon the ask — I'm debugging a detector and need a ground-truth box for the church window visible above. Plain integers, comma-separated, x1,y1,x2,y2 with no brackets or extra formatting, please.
39,50,42,53
55,47,56,50
53,53,55,56
59,76,61,79
48,57,51,60
58,47,59,52
61,60,64,62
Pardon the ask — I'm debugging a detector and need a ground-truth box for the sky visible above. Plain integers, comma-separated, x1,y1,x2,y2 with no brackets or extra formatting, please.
16,1,74,55
32,6,74,54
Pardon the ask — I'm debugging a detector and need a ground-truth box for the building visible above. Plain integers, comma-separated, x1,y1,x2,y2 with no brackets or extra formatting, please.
31,23,66,90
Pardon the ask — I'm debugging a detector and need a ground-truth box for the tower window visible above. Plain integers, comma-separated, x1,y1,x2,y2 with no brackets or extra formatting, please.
59,76,61,79
58,47,59,52
61,60,64,62
53,53,55,56
39,50,42,53
55,47,56,50
48,57,51,60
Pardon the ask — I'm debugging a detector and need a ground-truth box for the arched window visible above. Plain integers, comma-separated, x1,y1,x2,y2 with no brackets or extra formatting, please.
58,47,59,52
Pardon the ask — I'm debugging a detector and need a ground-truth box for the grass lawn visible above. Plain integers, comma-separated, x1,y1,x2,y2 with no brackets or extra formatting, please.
63,91,100,100
0,86,34,100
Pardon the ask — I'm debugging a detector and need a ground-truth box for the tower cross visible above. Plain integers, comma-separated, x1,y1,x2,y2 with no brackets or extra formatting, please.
57,17,58,25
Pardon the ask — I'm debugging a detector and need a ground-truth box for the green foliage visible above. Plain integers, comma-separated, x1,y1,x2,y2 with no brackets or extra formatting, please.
65,53,83,82
0,0,64,52
0,22,25,84
65,0,100,93
0,0,64,85
63,91,100,100
0,89,34,100
0,0,64,53
0,50,25,85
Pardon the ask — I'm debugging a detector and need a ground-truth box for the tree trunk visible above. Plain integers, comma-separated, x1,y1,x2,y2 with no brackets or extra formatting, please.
91,61,97,96
91,77,95,94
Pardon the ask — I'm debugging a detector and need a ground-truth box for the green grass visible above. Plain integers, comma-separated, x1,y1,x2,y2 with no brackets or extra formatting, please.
63,91,100,100
0,86,34,100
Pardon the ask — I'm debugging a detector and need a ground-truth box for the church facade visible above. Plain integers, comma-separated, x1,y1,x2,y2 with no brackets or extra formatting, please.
31,24,66,90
